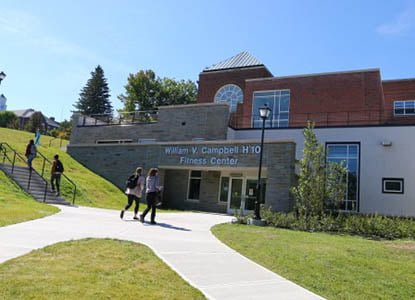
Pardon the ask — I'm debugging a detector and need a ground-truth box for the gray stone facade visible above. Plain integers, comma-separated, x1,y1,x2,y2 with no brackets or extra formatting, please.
67,140,296,213
70,103,230,144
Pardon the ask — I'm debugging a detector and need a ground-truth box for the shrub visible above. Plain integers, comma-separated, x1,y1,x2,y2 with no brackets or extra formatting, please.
261,208,415,240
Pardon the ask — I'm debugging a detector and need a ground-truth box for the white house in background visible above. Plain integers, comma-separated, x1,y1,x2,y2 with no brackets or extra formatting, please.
0,94,6,111
11,109,60,132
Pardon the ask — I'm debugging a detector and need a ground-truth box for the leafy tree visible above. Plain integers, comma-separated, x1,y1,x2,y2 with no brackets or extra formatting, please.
74,65,112,115
0,111,18,128
55,119,72,140
25,112,46,134
119,70,197,111
158,78,197,106
291,122,347,216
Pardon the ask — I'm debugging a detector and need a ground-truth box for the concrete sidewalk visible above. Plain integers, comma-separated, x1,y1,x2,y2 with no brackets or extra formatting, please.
0,206,323,300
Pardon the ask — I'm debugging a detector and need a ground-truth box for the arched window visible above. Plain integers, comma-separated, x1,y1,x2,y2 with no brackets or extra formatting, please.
214,84,243,112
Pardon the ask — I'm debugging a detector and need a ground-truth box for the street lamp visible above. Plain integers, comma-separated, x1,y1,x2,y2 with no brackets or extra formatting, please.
254,105,272,220
0,72,6,85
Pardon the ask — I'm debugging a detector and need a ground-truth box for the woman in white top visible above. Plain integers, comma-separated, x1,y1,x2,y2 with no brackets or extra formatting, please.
120,167,145,220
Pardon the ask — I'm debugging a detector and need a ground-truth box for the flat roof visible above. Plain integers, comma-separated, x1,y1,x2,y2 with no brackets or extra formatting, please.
246,68,380,82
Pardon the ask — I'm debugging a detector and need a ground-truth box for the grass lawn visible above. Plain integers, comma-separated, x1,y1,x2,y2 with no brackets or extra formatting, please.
0,128,181,212
212,224,415,299
0,170,59,226
0,238,205,299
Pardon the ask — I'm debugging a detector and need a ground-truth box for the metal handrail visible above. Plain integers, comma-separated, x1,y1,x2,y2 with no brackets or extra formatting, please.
48,137,63,148
78,110,159,127
35,150,77,205
0,142,49,202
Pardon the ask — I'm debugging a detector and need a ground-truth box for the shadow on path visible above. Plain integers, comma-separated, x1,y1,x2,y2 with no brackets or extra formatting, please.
143,222,191,231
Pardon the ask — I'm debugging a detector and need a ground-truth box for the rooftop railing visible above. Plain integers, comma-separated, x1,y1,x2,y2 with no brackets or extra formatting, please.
77,110,159,127
228,109,411,129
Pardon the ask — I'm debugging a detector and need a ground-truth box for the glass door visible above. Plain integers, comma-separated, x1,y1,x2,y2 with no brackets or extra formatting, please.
229,178,243,211
224,176,267,214
244,179,258,211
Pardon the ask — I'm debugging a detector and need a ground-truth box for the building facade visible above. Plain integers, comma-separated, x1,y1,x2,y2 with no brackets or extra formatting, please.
68,52,415,216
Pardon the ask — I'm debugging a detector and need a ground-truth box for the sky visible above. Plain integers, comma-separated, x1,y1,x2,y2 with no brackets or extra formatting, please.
1,0,415,121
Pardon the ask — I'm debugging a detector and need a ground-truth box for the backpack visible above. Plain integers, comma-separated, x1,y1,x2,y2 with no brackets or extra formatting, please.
126,175,138,189
56,160,64,173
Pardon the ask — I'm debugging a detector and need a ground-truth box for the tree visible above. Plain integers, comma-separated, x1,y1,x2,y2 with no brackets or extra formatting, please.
291,122,347,216
74,65,112,115
0,111,18,128
25,112,46,134
55,119,72,140
118,70,197,111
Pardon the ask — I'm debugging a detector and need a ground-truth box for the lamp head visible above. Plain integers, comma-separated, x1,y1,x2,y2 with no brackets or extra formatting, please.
259,105,271,119
0,72,6,81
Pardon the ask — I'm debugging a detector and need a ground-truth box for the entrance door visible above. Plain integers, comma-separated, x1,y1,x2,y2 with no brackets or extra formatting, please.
226,177,264,214
228,178,243,212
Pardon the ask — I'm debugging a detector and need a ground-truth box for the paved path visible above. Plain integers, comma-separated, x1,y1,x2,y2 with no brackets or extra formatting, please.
0,205,323,300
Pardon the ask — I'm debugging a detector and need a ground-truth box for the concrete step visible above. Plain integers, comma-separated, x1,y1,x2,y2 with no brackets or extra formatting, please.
0,163,71,206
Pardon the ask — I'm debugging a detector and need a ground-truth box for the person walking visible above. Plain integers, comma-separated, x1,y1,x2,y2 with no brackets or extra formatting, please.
121,167,145,220
140,168,160,224
51,154,64,196
25,139,37,170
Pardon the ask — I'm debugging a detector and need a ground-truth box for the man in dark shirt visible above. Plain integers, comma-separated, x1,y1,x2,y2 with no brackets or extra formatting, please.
51,154,64,196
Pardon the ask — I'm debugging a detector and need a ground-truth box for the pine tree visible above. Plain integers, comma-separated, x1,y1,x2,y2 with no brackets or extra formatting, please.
74,65,112,115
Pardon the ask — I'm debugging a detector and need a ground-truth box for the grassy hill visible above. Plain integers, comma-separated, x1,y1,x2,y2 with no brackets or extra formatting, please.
0,128,126,210
0,170,59,226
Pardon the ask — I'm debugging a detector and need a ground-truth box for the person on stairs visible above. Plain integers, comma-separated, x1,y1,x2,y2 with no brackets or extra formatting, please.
25,139,37,170
120,167,145,220
51,154,64,196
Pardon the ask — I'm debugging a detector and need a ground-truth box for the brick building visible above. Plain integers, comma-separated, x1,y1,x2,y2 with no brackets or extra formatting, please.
68,52,415,216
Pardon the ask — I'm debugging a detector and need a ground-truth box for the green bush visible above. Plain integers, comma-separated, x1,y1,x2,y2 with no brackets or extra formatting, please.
261,208,415,240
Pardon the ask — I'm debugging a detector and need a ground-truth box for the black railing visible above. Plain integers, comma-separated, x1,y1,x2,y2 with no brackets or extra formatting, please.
229,110,389,129
0,142,48,202
35,151,77,205
77,110,159,127
48,137,64,148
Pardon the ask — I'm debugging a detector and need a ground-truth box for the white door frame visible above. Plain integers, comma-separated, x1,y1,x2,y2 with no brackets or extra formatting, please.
226,176,258,215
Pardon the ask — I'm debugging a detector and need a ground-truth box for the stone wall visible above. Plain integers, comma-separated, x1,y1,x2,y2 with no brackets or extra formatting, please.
67,140,296,213
70,103,230,144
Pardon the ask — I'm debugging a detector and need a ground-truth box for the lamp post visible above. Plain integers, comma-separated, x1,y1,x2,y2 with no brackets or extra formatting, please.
254,105,272,220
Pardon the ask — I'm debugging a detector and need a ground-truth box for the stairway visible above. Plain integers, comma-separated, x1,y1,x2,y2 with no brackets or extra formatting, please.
0,163,71,205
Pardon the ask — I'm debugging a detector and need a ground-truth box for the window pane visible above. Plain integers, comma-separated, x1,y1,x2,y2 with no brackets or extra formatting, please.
385,181,401,191
395,108,404,115
219,177,229,202
280,96,289,111
327,145,347,158
348,145,358,158
188,178,201,199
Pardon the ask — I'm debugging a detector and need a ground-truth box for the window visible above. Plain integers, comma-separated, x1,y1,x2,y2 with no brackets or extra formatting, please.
219,177,229,202
252,90,290,128
382,178,404,194
394,100,415,116
214,84,243,112
187,170,202,200
326,143,359,212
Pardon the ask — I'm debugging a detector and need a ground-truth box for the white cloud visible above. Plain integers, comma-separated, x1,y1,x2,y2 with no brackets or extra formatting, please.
377,6,415,36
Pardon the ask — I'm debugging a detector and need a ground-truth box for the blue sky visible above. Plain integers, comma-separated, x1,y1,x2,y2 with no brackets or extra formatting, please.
1,0,414,121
